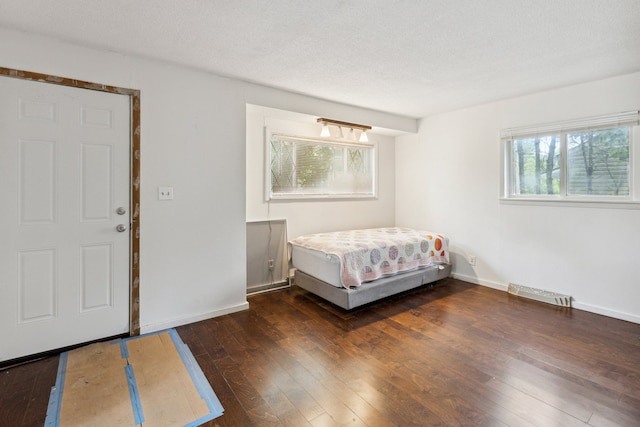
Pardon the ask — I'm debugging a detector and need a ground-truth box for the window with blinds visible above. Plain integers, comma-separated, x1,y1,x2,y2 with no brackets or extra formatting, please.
501,111,639,202
267,133,376,199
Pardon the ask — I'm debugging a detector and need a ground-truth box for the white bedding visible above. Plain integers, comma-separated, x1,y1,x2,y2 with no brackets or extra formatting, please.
291,244,440,288
291,245,343,288
290,227,450,288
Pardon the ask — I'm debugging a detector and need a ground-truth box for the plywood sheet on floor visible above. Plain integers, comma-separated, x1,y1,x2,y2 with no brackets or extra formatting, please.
46,329,223,427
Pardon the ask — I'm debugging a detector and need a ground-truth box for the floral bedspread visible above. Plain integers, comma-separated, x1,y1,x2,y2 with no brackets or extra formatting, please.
289,227,449,288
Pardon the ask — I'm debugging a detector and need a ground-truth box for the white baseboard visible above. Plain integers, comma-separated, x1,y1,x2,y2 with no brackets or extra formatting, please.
139,301,250,335
451,273,639,325
572,301,640,324
451,272,508,291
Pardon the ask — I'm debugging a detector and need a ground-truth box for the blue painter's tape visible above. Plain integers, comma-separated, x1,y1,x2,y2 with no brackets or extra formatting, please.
183,413,219,427
125,364,145,425
119,339,129,359
44,329,222,427
168,328,224,418
122,328,170,343
44,351,68,427
107,337,128,359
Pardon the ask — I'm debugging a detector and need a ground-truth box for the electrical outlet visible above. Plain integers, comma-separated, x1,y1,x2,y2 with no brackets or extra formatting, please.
158,186,174,200
469,255,476,266
268,259,275,271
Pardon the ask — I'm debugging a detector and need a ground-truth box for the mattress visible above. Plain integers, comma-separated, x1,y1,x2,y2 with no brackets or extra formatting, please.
291,245,344,288
290,227,450,288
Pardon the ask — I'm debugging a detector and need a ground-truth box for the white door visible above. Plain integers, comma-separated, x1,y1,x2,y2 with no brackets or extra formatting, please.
0,76,130,362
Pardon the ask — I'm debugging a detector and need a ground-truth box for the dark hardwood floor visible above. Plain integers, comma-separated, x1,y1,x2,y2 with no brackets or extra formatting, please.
2,278,639,426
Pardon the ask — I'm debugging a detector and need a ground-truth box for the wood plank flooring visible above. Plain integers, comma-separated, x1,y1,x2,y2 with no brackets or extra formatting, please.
2,278,639,426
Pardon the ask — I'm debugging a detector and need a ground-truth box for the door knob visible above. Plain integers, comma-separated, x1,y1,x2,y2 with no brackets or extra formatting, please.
116,224,127,232
116,207,126,215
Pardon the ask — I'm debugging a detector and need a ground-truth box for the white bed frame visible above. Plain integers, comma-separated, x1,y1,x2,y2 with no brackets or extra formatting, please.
294,264,452,310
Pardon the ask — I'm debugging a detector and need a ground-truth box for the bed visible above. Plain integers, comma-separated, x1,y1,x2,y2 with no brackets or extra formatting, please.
289,227,452,309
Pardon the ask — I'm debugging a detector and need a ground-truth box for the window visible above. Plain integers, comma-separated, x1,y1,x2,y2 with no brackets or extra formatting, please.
502,111,639,204
267,132,376,199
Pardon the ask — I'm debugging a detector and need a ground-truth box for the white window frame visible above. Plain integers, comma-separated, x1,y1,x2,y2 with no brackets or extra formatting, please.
264,129,378,201
501,111,640,209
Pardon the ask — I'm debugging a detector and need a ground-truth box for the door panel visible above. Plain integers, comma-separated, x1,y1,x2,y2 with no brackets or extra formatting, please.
81,143,113,221
0,76,130,362
80,243,113,312
19,139,57,224
18,248,56,322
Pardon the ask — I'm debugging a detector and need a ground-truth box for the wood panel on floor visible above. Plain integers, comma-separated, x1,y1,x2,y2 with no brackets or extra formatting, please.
2,278,640,426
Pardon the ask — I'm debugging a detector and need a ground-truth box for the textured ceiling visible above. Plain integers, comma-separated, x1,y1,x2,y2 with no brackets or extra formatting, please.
1,0,639,118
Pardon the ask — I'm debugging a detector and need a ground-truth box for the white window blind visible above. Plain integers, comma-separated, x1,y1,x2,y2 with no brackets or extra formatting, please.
501,111,639,140
501,111,639,204
267,132,376,200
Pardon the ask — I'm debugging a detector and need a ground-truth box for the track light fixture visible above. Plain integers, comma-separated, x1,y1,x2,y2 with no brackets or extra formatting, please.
317,118,371,142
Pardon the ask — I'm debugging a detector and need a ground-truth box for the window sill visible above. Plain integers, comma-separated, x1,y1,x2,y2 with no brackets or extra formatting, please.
270,194,377,202
500,197,640,210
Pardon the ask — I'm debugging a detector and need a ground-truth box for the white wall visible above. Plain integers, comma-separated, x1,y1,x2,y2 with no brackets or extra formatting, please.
0,27,249,332
7,26,636,329
0,27,411,332
396,72,640,323
246,106,397,239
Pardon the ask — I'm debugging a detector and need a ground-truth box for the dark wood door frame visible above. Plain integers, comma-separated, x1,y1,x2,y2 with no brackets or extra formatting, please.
0,67,141,336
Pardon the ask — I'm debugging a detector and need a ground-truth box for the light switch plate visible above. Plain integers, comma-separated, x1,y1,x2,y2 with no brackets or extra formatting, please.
158,186,174,200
